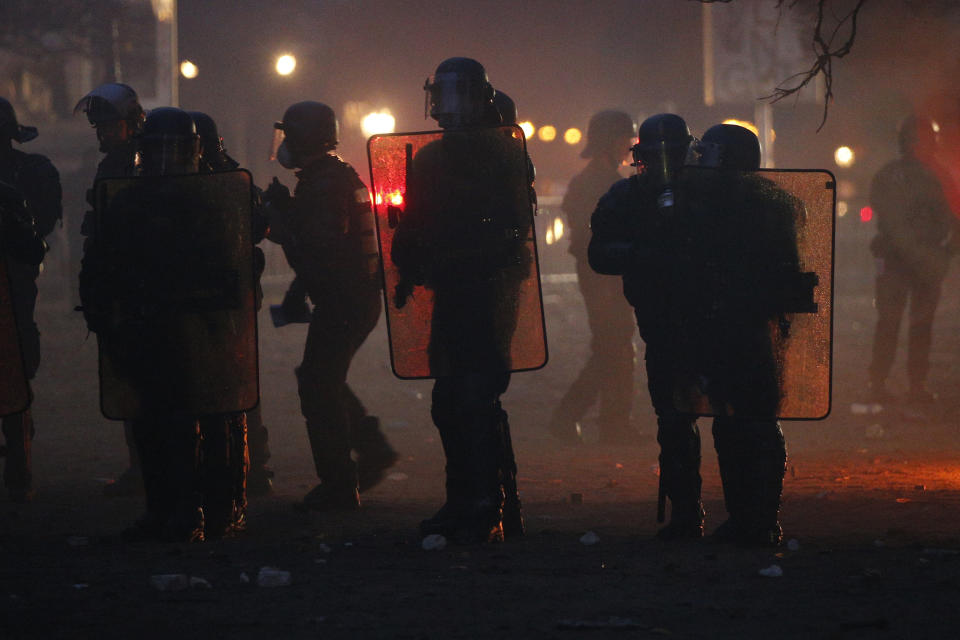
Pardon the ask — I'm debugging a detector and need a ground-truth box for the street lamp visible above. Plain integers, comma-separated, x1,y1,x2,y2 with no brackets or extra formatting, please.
834,146,855,168
276,54,297,76
179,60,198,79
361,111,396,138
538,125,557,142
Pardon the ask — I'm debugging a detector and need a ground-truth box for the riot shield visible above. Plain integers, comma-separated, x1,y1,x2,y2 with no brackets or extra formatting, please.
92,169,259,419
669,168,834,420
367,125,548,379
0,257,30,416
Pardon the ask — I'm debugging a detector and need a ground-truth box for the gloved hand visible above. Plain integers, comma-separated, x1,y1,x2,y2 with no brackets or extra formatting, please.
264,177,292,210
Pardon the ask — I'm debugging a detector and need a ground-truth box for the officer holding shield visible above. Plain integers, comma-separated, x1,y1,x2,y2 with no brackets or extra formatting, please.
673,124,800,546
75,83,146,498
82,107,257,541
387,58,542,543
190,110,274,496
591,117,827,546
0,97,60,502
589,114,705,540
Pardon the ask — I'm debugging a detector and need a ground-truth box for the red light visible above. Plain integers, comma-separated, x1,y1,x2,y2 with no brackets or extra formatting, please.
375,193,383,205
860,206,873,222
389,191,403,206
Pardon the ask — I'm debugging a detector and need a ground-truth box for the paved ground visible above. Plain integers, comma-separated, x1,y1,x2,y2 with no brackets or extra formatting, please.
2,221,960,638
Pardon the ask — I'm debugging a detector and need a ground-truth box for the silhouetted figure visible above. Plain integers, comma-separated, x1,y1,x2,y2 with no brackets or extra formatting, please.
391,58,536,543
0,97,61,502
74,83,146,498
549,110,638,444
82,108,256,541
264,101,395,511
590,113,705,540
190,110,274,496
676,124,798,546
868,115,956,406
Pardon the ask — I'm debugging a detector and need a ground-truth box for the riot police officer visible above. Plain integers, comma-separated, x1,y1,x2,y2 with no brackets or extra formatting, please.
549,110,638,444
589,114,704,539
868,115,955,406
74,83,144,181
264,101,395,511
74,83,145,497
83,107,256,541
189,110,274,495
0,97,61,502
680,123,793,546
390,58,535,542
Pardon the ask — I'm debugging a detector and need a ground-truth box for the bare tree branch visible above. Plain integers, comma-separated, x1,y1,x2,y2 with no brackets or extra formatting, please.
696,0,870,131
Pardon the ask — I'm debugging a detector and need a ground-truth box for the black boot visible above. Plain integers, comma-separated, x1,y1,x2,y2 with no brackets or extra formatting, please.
419,415,471,537
123,418,173,542
354,416,399,493
300,466,361,511
2,409,34,502
200,414,249,538
454,417,504,545
712,419,785,547
738,421,786,547
655,418,704,540
301,418,360,511
497,409,524,538
160,419,205,543
711,417,745,543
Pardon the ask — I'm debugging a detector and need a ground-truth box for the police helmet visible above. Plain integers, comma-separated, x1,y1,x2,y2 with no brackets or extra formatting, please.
424,57,494,128
73,83,145,129
698,124,761,170
632,113,692,185
0,97,38,144
138,107,200,175
581,110,636,159
188,111,223,156
275,101,338,158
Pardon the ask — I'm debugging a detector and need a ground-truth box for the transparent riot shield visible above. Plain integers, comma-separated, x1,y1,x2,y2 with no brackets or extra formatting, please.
0,257,30,416
92,170,259,419
367,125,548,379
670,168,834,420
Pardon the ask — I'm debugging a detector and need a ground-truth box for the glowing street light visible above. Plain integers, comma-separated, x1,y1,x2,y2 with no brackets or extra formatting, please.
834,145,855,168
179,60,198,79
361,111,396,138
276,54,297,76
538,125,557,142
518,121,534,139
563,127,582,145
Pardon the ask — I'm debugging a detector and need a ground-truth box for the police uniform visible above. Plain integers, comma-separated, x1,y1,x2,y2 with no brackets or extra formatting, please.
275,154,387,504
0,142,60,501
392,128,530,542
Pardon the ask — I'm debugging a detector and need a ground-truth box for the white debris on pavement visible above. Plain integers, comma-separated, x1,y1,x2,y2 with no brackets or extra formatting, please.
580,531,600,546
421,534,447,551
189,576,212,589
257,566,292,588
149,574,189,592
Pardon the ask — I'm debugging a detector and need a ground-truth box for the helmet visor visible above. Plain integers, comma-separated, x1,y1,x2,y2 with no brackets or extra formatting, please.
269,124,285,161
